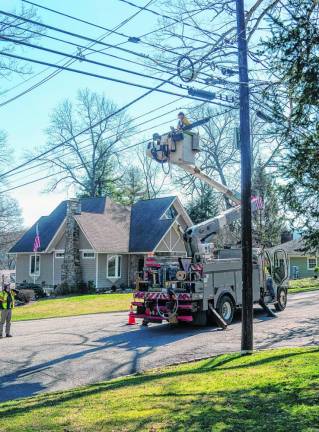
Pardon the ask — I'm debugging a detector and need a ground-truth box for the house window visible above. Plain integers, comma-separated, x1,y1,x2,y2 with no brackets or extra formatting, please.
107,255,122,279
82,251,95,259
55,251,64,259
162,206,178,220
307,258,317,270
30,255,40,276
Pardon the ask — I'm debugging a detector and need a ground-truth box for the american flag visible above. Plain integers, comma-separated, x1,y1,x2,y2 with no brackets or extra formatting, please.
33,224,41,252
251,196,264,210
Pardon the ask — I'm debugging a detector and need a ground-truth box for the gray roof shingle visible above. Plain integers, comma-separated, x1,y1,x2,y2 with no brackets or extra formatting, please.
129,196,176,252
10,196,179,254
10,197,106,253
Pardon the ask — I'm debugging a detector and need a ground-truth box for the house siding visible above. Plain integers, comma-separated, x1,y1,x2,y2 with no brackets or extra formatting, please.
55,235,65,250
81,255,96,286
16,253,53,285
79,230,92,249
54,254,63,285
155,225,187,254
97,253,129,289
54,230,92,251
289,256,318,279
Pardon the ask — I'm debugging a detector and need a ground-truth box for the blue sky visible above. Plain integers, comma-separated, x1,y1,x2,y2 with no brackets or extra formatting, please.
1,0,184,225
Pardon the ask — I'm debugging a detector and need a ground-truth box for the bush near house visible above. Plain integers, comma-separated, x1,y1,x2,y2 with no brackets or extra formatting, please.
289,277,319,294
0,347,317,432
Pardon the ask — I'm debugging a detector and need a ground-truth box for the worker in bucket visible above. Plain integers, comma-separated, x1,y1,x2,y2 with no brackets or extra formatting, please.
177,111,191,130
0,284,17,338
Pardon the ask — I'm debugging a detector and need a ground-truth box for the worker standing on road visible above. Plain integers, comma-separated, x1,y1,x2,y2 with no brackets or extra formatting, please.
177,112,191,130
0,284,16,338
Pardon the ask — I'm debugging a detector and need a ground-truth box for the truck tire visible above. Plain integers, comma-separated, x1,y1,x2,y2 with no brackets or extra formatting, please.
192,310,208,326
274,287,287,312
217,295,235,325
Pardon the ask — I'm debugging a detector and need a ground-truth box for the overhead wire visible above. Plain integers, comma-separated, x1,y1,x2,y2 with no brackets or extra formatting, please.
0,6,211,106
0,2,239,188
0,32,230,182
1,106,234,193
0,0,156,105
22,0,214,48
0,34,185,89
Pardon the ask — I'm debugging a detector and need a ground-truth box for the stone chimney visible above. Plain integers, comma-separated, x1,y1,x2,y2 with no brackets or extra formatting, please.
61,198,82,291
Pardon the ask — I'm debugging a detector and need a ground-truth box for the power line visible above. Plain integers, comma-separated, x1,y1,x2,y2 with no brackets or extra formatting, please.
22,0,212,48
2,103,234,192
0,10,166,64
3,86,209,181
0,51,236,109
0,35,183,88
0,137,150,194
0,21,181,81
0,6,227,108
0,16,231,182
0,1,155,105
117,0,212,35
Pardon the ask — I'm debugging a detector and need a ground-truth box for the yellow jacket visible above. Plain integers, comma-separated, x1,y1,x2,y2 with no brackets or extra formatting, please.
0,290,15,309
177,117,191,129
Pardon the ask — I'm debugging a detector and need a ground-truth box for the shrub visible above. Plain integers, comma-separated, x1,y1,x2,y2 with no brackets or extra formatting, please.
16,289,34,304
87,280,96,292
17,282,46,299
54,283,71,296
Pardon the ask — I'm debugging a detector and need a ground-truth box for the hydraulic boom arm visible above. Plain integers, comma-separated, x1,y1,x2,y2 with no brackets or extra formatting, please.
176,162,258,258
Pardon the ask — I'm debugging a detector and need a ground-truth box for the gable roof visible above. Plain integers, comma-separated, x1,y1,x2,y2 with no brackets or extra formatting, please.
270,238,318,256
10,195,186,255
129,196,176,253
75,200,131,253
10,197,106,253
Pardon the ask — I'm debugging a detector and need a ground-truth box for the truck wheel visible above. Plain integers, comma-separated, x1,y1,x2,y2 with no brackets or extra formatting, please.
274,287,287,312
192,310,207,326
217,295,235,325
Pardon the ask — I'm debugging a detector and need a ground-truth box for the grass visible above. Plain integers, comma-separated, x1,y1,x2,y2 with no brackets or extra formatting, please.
289,277,319,294
11,276,319,322
0,347,318,432
12,293,132,321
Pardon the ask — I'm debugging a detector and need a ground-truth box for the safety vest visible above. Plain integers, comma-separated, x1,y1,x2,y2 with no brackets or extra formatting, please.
0,290,15,310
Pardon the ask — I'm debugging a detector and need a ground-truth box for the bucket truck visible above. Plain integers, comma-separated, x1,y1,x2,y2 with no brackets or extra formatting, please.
132,127,288,327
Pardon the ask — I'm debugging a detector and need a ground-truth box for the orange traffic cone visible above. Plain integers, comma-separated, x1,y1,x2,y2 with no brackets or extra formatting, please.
127,304,136,325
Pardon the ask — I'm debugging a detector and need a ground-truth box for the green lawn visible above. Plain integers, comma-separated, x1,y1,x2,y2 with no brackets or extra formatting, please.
0,347,318,432
289,277,319,294
12,277,319,322
13,293,132,321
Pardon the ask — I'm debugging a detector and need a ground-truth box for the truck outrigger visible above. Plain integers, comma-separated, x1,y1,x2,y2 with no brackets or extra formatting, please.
132,123,288,327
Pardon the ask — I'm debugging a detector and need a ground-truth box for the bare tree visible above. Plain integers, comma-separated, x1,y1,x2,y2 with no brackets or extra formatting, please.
41,89,133,197
137,147,167,199
0,135,23,257
0,5,42,82
174,106,239,210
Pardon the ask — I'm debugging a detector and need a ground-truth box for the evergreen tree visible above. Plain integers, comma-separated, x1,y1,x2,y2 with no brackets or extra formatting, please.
116,166,147,206
265,0,319,249
252,161,285,247
186,185,219,225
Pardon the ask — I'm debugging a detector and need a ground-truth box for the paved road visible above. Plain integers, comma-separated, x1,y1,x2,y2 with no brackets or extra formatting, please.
0,291,318,402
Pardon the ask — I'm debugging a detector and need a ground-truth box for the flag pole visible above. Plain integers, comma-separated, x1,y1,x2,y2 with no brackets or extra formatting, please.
34,250,36,285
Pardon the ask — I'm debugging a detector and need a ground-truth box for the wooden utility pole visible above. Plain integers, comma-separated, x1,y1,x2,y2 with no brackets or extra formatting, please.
236,0,253,353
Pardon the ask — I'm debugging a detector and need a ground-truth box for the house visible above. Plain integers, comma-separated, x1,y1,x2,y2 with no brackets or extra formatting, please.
9,196,192,289
271,238,318,279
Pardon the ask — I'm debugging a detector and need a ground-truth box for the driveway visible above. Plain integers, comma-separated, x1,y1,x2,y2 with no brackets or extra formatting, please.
0,291,318,402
